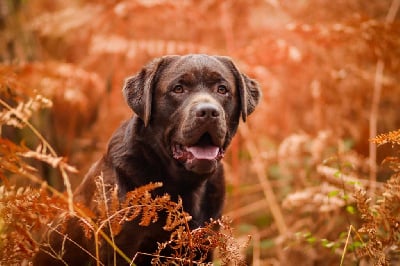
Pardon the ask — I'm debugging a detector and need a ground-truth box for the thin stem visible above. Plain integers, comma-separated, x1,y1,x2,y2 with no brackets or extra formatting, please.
0,98,74,213
369,0,400,199
240,124,288,235
340,224,353,266
0,98,57,156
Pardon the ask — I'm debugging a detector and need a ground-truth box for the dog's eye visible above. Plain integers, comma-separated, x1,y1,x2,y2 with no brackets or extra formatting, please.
172,85,184,93
217,85,228,95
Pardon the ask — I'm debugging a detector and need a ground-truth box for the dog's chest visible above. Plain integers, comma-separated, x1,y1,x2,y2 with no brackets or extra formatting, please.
183,183,207,224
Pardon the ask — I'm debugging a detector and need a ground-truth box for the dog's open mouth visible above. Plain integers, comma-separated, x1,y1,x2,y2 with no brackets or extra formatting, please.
172,133,224,162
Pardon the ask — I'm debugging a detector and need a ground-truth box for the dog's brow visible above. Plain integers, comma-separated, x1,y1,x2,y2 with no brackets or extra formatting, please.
203,71,226,84
177,73,196,86
172,69,228,88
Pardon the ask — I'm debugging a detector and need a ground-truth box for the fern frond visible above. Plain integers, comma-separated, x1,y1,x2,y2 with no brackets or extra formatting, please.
371,129,400,146
152,217,248,266
18,145,77,174
30,5,102,37
354,172,400,265
382,157,400,172
90,35,211,58
0,95,52,129
0,186,68,263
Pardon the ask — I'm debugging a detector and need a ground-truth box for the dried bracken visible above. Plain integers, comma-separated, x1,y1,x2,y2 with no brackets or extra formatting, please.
353,172,400,265
0,95,52,129
0,186,68,264
372,129,400,146
2,0,400,265
151,217,248,266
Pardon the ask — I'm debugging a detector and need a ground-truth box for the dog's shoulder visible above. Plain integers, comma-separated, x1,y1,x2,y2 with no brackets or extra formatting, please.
74,120,135,204
74,118,152,203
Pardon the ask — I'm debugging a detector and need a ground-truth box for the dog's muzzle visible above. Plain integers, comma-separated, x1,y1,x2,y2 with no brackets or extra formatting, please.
172,101,227,174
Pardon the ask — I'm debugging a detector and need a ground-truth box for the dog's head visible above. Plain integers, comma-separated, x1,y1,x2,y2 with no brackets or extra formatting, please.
123,54,261,175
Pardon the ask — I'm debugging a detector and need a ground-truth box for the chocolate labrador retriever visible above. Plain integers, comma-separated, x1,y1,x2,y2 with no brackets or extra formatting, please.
34,54,260,265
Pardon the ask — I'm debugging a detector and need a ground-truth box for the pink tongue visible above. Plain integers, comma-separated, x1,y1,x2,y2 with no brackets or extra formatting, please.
187,146,219,160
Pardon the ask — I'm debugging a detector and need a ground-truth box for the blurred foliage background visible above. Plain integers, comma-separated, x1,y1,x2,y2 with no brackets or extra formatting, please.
1,0,400,265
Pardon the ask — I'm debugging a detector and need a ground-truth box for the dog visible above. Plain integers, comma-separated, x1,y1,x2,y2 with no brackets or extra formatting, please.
33,54,260,265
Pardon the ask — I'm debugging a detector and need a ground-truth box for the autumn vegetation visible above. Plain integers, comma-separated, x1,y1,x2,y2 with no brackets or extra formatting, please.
1,0,400,265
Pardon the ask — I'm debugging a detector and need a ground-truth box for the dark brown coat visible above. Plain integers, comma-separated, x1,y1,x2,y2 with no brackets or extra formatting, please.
33,54,260,265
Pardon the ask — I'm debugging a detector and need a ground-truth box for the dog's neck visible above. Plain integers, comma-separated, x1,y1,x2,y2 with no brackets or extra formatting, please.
180,181,208,225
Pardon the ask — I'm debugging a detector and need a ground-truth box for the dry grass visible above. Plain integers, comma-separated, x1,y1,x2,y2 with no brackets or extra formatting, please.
1,0,400,265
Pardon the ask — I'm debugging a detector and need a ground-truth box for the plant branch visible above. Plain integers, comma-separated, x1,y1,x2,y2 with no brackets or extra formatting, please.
0,98,75,214
240,124,288,236
369,0,400,198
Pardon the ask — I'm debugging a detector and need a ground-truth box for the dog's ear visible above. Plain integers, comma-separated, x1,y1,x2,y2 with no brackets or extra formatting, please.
215,56,261,122
239,73,261,122
123,56,174,126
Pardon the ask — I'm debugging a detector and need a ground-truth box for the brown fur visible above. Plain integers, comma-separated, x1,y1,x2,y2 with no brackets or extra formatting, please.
33,54,260,265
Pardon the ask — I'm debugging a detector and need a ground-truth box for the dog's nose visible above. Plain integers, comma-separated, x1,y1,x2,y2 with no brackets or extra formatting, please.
194,103,220,119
